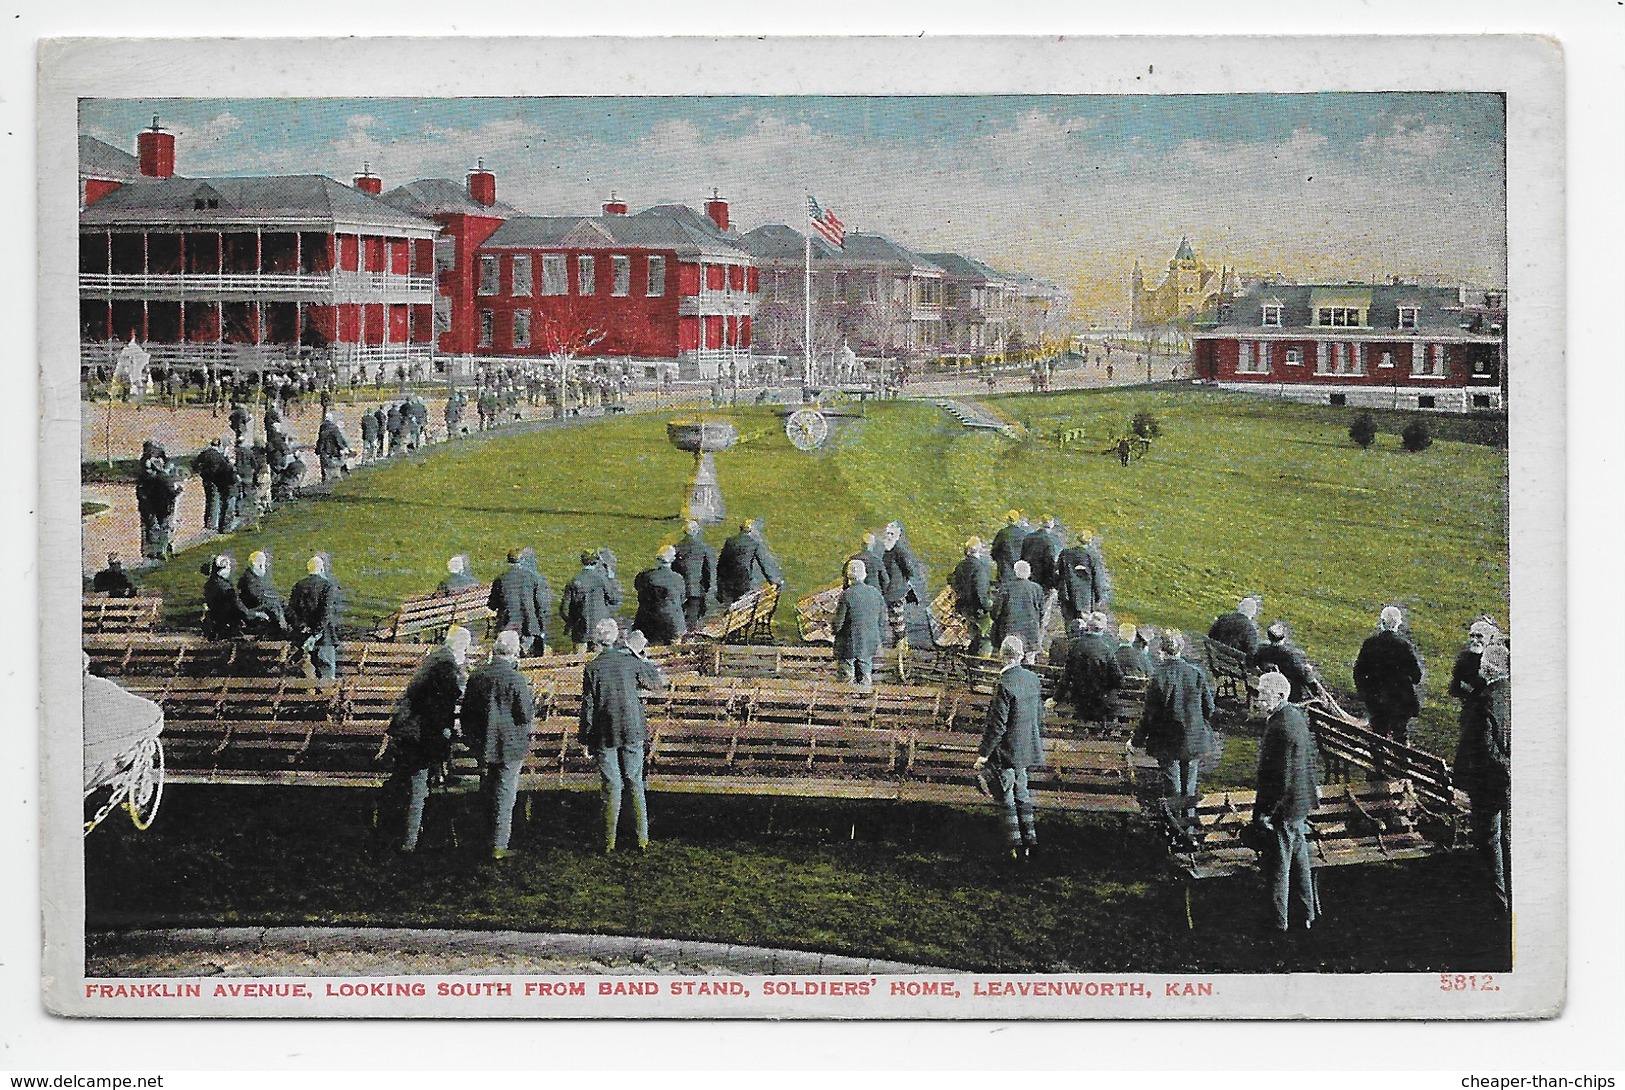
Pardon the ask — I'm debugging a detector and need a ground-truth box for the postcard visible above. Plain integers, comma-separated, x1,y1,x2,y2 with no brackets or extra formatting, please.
39,33,1564,1019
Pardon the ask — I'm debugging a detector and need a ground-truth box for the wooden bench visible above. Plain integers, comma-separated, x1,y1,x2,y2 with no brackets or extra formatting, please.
1198,635,1254,704
85,635,479,679
1305,705,1463,825
700,643,833,679
83,594,164,635
794,583,841,644
926,585,974,650
370,583,495,643
689,582,779,644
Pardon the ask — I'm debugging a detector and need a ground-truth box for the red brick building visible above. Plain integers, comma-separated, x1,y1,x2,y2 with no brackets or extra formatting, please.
1192,281,1506,413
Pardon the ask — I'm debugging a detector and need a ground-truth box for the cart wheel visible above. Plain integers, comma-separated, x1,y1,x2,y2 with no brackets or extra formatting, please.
126,737,164,831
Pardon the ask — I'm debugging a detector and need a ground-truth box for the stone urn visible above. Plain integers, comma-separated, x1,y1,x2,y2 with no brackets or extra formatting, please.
667,418,738,525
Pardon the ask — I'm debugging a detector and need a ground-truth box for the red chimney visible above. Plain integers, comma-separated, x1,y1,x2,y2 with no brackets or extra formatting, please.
353,162,382,195
704,189,729,232
84,179,123,206
467,158,496,207
602,191,628,216
136,116,175,180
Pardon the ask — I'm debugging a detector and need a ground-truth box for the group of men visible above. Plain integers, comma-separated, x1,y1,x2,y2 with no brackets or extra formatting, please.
196,550,346,678
356,395,430,463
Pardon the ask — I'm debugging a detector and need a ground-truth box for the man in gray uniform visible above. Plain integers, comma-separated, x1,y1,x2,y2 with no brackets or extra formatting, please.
192,438,238,533
461,630,538,860
990,560,1046,665
1252,671,1322,932
848,531,889,596
633,546,689,645
717,518,783,606
287,553,344,680
488,547,552,655
1454,641,1511,913
1018,516,1062,593
974,636,1046,861
1133,629,1217,831
833,559,886,689
579,622,668,853
1057,611,1125,722
671,521,717,630
315,410,352,482
560,551,622,652
949,537,993,655
1055,530,1110,627
1353,605,1425,756
1209,595,1264,657
387,626,471,853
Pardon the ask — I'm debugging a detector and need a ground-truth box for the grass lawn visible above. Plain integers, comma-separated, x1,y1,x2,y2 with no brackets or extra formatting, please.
86,785,1512,975
136,384,1507,757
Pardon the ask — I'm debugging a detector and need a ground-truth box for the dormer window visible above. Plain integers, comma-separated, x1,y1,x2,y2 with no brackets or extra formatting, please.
1261,304,1282,328
1315,307,1364,328
1397,305,1419,330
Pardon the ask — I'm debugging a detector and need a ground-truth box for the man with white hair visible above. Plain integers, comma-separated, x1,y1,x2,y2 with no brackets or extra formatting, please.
1448,615,1502,729
1454,640,1511,913
990,559,1045,664
1251,621,1315,704
879,521,923,646
579,622,669,853
633,546,689,646
1353,605,1425,758
237,549,288,635
388,626,473,853
672,520,717,630
1115,622,1152,679
201,553,265,639
974,636,1046,861
1133,629,1218,831
1209,595,1264,657
833,558,886,689
1252,670,1322,932
437,554,478,594
288,553,344,679
461,629,537,860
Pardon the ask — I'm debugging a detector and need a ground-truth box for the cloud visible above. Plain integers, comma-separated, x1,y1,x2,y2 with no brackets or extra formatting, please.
187,112,243,145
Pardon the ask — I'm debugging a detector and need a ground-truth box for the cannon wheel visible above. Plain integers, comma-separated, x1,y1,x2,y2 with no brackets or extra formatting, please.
125,736,164,831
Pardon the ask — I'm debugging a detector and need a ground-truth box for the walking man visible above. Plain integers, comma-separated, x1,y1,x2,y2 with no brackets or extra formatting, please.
1133,629,1217,834
633,546,689,646
672,521,717,630
1454,641,1511,913
461,630,538,860
949,537,994,655
990,510,1029,583
990,560,1046,665
388,626,471,853
488,547,552,655
1209,595,1264,657
1252,671,1322,932
315,410,352,482
832,559,886,690
1353,605,1425,759
560,551,622,652
974,636,1046,862
579,622,668,853
717,518,783,607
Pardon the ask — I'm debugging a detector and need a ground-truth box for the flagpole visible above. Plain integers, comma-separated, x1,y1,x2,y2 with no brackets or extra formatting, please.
803,219,813,392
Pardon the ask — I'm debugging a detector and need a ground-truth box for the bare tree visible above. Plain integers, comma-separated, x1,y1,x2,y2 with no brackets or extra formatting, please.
535,301,608,415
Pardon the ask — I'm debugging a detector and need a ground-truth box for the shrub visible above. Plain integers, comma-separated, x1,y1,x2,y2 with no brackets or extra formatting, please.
1131,411,1161,442
1349,412,1378,450
1401,418,1433,453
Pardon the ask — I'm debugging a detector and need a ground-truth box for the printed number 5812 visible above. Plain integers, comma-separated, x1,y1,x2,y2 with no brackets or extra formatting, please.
1439,974,1498,992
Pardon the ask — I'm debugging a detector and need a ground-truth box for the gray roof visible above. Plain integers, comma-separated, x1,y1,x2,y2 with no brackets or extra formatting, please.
79,135,146,182
918,252,1010,283
482,205,748,260
379,178,522,219
1201,282,1493,337
738,225,939,273
80,175,440,232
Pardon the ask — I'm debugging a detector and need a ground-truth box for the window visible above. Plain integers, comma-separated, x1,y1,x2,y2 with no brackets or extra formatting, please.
578,255,595,295
478,310,494,347
478,256,500,296
1412,343,1447,377
541,254,568,296
612,255,631,297
1237,342,1270,374
1378,351,1395,369
1316,307,1364,328
1285,347,1303,367
1397,305,1419,330
511,255,532,297
1329,393,1346,406
1418,395,1436,409
513,310,531,348
1473,394,1492,408
647,255,666,297
1261,304,1282,328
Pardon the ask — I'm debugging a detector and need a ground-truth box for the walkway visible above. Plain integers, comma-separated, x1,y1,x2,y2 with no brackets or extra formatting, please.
86,926,940,978
936,398,1021,437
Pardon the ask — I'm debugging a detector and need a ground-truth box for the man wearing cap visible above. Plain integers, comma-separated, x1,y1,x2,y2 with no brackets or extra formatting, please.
560,551,622,653
1019,516,1062,593
91,554,139,598
288,554,344,679
1353,605,1425,754
833,559,886,690
1133,629,1218,830
717,518,783,607
1057,612,1125,722
672,521,717,630
579,622,668,853
1252,671,1322,932
991,559,1046,665
633,546,689,646
387,626,472,854
990,510,1029,583
201,554,265,639
974,636,1046,861
1116,622,1153,679
1251,621,1315,704
489,548,552,655
315,410,352,482
1454,641,1511,913
1055,530,1109,627
460,629,538,860
950,537,994,655
237,550,288,635
437,555,479,594
1209,595,1264,657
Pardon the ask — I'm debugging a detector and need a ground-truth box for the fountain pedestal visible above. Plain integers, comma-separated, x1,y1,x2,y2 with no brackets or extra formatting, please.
667,419,739,525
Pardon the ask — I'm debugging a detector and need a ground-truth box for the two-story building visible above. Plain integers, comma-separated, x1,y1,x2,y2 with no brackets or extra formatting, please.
1191,281,1506,413
918,252,1018,357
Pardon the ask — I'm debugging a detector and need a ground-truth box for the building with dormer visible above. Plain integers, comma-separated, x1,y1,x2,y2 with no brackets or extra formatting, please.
1130,237,1230,331
1191,281,1506,413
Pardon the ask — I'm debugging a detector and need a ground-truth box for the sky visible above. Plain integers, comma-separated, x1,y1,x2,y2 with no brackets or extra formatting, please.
80,95,1507,324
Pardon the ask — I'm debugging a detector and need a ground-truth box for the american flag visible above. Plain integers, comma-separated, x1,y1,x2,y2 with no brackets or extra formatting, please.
807,194,846,249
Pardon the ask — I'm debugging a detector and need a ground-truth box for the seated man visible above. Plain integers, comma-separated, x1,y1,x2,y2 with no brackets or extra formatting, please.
237,549,288,636
1251,621,1315,704
1209,595,1263,657
90,554,139,598
201,554,266,639
438,554,479,594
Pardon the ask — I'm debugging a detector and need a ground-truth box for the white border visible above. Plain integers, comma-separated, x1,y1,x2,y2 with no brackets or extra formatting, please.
6,8,1612,1072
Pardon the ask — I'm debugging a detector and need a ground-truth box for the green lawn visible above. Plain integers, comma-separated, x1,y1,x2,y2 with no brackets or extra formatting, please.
138,385,1508,756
